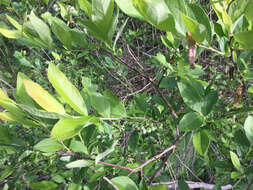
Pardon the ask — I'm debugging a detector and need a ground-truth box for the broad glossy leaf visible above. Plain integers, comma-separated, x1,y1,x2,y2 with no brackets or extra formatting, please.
165,0,187,37
111,176,138,190
92,0,114,29
48,63,88,115
23,79,66,115
230,151,243,173
115,0,143,19
234,31,253,50
179,112,203,131
70,139,89,154
34,138,63,153
51,18,72,49
181,13,206,43
193,130,209,156
29,12,53,47
51,116,96,140
30,181,58,190
177,78,204,113
244,116,253,143
186,3,212,44
66,160,93,168
133,0,175,32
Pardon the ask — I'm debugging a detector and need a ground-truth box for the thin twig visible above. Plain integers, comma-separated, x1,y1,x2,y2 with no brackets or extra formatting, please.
126,44,144,69
99,161,133,171
128,145,176,176
151,181,232,190
0,78,14,89
103,176,119,190
198,44,225,55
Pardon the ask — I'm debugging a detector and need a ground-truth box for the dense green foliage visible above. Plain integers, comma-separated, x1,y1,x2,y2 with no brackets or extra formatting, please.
0,0,253,189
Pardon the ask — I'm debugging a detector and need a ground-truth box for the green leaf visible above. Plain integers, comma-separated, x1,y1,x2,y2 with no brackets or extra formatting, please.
244,116,253,143
228,0,251,22
18,104,67,119
0,28,20,38
111,176,139,190
177,77,204,113
34,138,63,153
181,13,206,43
234,31,253,50
23,79,66,115
231,171,244,179
230,151,243,173
30,181,58,190
51,116,96,140
90,92,111,117
103,90,126,117
0,167,14,182
133,0,175,32
48,63,88,115
179,112,204,131
115,0,143,19
29,11,53,47
78,0,92,18
70,139,89,154
0,111,38,126
0,125,12,144
95,141,117,164
193,130,209,156
248,85,253,93
186,3,212,44
178,179,190,190
16,73,37,107
6,15,22,30
149,185,166,190
201,91,218,116
164,0,187,37
66,160,93,168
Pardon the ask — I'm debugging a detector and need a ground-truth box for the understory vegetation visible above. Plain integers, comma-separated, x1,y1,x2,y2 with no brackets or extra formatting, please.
0,0,253,189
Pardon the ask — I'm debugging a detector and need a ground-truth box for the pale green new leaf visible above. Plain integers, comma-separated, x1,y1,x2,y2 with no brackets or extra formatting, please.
23,79,66,115
230,151,243,173
48,63,88,115
6,15,22,30
244,116,253,143
111,176,138,190
66,160,93,168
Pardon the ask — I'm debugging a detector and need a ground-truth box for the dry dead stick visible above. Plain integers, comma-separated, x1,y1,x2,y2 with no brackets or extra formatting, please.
103,176,119,190
151,181,232,190
128,145,176,176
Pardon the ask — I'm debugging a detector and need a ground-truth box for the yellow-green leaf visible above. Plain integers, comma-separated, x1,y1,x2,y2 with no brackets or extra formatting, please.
48,63,88,115
6,15,22,30
23,79,65,115
0,28,20,38
51,116,95,140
